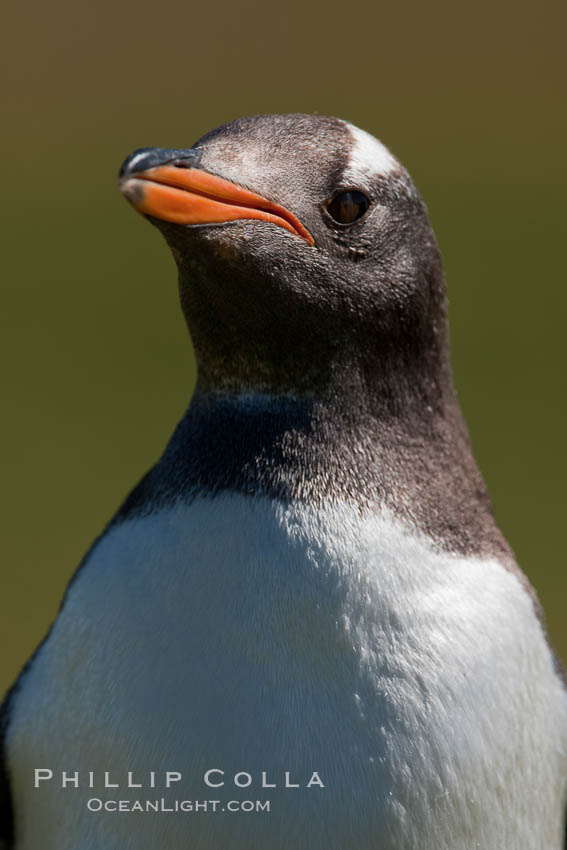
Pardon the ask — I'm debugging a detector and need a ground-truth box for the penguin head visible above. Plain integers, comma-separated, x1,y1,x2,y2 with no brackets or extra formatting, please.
119,114,448,405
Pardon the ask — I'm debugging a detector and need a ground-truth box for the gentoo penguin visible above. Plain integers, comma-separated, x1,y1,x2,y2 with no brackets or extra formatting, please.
1,113,566,850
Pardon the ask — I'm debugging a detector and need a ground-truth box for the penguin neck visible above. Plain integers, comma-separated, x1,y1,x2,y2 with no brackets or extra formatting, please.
109,354,510,562
188,318,457,434
189,366,450,437
156,375,509,561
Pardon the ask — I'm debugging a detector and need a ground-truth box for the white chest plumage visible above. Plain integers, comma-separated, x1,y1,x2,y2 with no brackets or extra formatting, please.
7,495,567,849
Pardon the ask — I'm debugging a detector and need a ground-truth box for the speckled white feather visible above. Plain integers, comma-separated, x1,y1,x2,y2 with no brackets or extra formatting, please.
342,122,399,183
7,495,567,849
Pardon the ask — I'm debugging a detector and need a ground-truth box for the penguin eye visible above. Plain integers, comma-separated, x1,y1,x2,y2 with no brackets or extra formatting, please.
326,190,369,225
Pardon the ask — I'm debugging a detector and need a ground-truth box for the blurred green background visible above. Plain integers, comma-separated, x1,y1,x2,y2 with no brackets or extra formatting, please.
1,0,565,692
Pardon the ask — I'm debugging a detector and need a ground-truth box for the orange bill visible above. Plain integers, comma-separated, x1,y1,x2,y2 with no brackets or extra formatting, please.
120,165,314,246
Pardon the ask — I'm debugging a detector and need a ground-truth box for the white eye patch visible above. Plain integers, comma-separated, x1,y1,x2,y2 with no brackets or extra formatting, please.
342,122,399,184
